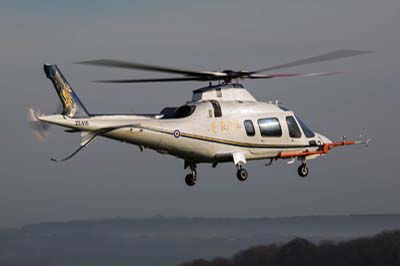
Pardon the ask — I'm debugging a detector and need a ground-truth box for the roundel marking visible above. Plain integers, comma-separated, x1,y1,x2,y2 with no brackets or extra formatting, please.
174,129,181,138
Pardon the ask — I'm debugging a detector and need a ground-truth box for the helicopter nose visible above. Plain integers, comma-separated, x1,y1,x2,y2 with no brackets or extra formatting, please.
315,133,332,145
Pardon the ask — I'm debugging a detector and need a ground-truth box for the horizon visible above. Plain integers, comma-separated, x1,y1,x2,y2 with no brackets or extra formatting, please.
2,212,399,229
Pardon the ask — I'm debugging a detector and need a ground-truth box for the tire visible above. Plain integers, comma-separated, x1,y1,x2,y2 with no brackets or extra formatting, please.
298,164,309,177
237,168,248,181
185,174,196,186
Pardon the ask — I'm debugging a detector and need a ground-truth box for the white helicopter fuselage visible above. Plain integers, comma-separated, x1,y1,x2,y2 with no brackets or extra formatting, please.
40,83,330,165
33,64,367,185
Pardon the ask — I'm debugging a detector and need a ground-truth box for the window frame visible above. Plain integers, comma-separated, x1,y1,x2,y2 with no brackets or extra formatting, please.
257,117,282,137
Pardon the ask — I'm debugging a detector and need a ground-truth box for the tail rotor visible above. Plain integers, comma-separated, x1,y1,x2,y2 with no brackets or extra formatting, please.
27,108,52,143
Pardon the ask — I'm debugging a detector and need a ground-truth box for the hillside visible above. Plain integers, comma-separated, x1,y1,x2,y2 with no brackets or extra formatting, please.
180,230,400,266
0,215,399,266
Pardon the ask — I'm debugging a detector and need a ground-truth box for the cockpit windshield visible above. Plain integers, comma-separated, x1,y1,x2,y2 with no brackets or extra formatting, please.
295,116,315,138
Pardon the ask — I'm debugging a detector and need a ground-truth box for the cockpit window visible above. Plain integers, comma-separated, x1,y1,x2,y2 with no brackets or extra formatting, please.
161,105,196,119
286,116,302,138
295,116,315,138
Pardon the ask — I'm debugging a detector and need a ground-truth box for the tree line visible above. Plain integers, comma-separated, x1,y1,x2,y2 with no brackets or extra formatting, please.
180,230,400,266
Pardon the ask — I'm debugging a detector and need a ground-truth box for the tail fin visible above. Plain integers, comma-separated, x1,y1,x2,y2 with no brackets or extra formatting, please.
44,64,89,118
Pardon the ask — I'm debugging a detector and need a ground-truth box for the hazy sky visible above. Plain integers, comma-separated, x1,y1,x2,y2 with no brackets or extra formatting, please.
1,0,400,227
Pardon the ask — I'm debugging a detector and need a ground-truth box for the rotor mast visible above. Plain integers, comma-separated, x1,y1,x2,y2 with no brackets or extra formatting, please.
191,83,257,102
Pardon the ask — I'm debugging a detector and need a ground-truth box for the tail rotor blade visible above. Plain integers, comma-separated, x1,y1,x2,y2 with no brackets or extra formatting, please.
27,108,51,143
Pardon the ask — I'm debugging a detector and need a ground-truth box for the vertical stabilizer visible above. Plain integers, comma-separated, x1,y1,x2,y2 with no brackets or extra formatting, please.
44,64,89,118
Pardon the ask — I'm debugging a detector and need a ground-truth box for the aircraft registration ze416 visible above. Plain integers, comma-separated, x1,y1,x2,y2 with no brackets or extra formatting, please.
29,50,372,186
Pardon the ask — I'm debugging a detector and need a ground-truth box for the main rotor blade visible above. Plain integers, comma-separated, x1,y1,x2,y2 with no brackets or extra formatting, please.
248,72,340,79
78,59,226,78
94,77,211,83
251,50,373,74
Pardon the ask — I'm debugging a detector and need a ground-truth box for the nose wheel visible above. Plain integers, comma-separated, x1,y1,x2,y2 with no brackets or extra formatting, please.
237,168,248,181
298,163,309,177
236,163,248,182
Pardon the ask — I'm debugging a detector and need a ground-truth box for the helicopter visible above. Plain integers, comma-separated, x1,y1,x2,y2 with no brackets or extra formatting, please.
28,50,372,186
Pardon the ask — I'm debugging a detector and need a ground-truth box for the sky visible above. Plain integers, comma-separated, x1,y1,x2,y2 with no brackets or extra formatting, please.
0,0,400,227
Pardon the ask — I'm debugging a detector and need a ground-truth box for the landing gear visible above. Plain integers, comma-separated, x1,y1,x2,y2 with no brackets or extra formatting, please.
236,168,248,181
184,162,197,186
235,163,248,182
185,173,197,186
298,163,309,177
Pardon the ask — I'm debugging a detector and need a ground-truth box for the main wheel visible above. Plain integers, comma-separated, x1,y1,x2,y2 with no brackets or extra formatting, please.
185,173,196,186
237,168,248,181
297,164,309,177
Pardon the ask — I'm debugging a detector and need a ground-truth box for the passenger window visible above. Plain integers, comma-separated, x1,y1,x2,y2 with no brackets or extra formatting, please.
243,120,255,137
258,118,282,137
286,116,302,138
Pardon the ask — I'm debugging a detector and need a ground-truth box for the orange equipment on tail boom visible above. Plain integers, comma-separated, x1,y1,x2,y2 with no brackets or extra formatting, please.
279,139,371,159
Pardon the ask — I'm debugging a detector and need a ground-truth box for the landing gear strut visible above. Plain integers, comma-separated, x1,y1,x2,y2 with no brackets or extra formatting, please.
297,163,309,177
184,162,197,186
236,164,248,181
